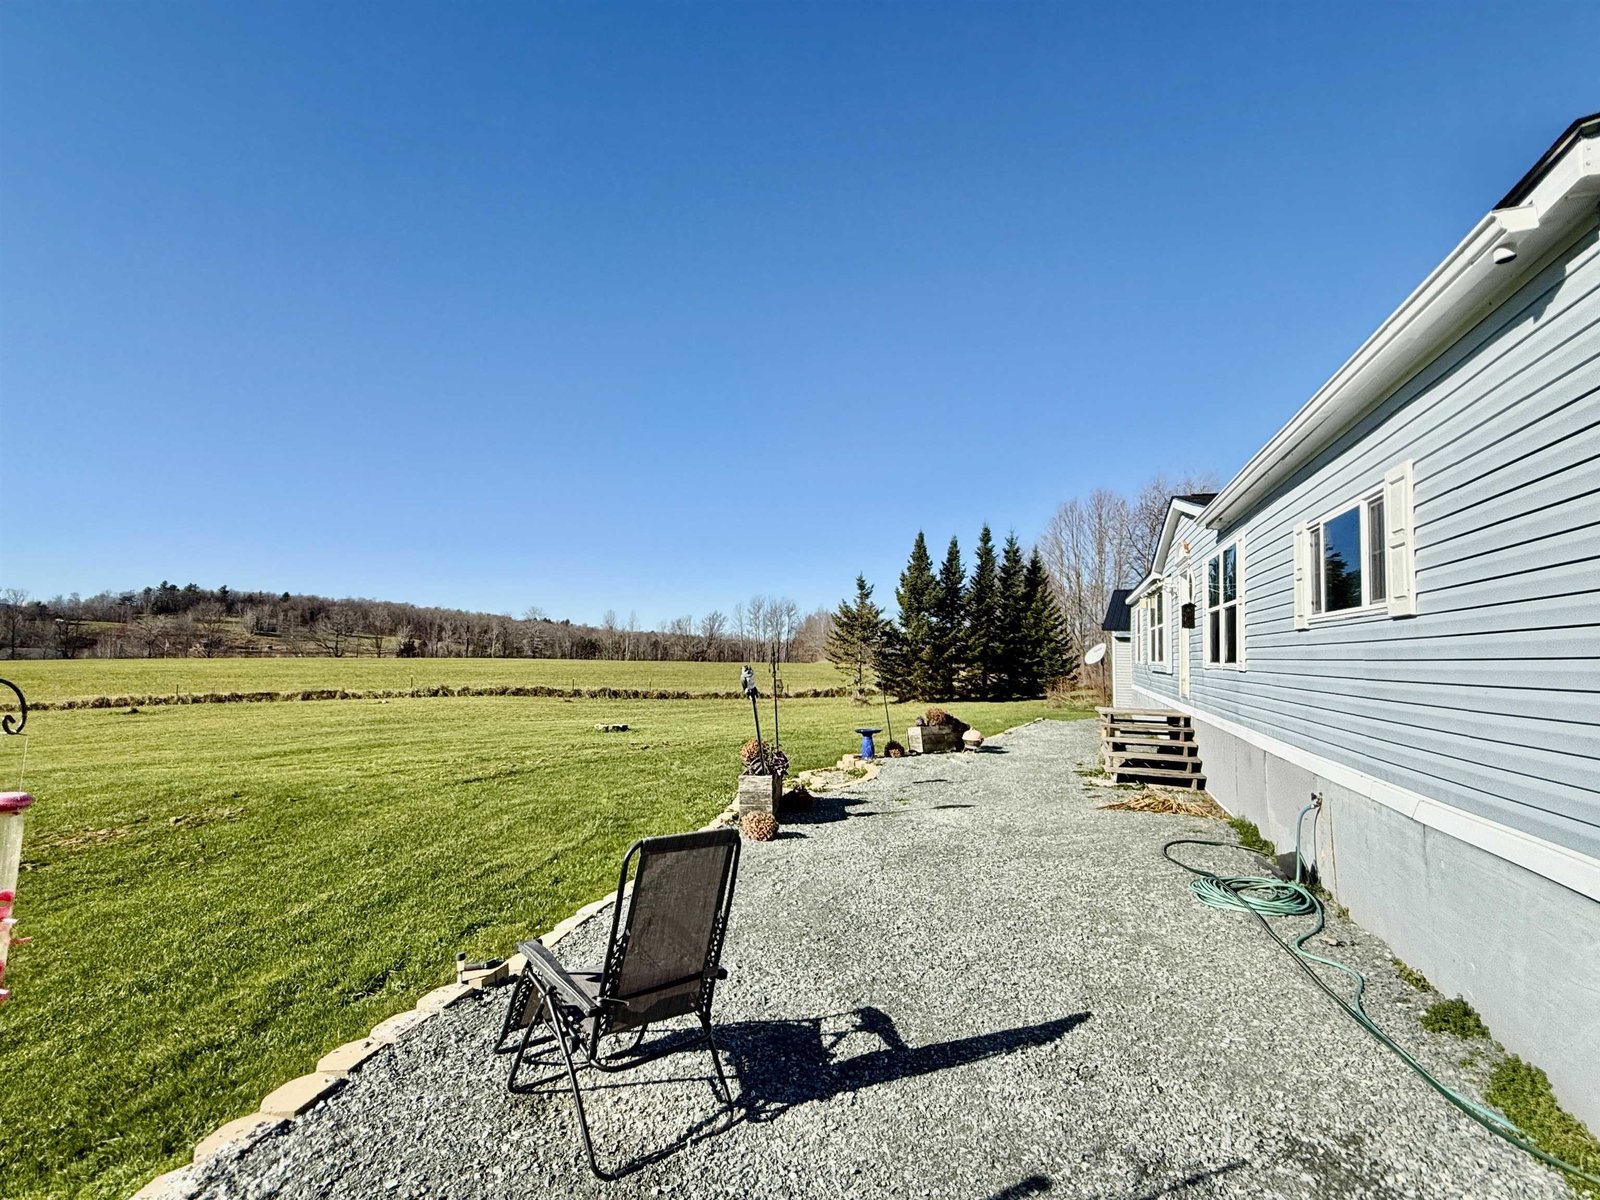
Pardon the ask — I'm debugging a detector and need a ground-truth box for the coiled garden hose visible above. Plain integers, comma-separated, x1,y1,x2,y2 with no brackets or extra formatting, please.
1163,800,1600,1189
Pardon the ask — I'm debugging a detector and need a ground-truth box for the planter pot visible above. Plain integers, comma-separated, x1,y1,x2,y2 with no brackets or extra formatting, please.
737,773,782,815
907,725,958,754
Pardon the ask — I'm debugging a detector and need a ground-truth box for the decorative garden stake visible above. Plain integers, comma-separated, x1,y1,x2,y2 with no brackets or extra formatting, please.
768,646,782,759
0,676,31,1006
740,665,768,773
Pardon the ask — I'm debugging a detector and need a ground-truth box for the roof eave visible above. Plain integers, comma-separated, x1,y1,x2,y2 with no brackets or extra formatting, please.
1205,122,1600,532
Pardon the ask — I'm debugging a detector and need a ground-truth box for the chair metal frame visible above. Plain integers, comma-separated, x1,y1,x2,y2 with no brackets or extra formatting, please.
496,828,741,1178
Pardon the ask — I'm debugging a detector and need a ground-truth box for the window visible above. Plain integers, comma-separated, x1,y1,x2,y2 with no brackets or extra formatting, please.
1148,586,1166,665
1294,465,1413,630
1206,543,1241,665
1316,494,1385,614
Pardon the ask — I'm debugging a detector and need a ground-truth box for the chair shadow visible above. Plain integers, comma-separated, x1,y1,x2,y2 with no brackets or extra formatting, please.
719,1005,1092,1122
505,1006,1089,1180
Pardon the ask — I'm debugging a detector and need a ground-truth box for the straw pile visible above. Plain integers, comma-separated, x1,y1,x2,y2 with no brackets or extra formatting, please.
1098,788,1228,819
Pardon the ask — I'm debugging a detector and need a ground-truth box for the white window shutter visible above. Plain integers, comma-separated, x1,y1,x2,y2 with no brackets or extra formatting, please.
1134,602,1143,663
1236,537,1248,668
1385,460,1417,617
1293,523,1310,630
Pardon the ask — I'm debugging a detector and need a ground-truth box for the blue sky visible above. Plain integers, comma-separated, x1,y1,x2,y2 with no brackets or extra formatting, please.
2,3,1595,624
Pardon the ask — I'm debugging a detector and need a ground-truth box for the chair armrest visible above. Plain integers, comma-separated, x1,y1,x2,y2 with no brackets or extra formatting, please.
517,939,600,1015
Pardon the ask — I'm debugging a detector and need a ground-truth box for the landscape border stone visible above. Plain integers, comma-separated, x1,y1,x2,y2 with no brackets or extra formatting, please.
148,804,740,1199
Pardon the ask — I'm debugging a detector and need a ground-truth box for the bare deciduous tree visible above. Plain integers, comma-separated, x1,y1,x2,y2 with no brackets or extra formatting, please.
0,588,27,659
698,610,726,661
1039,471,1218,691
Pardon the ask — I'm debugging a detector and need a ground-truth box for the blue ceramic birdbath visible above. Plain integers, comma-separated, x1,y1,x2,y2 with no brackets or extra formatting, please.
854,727,882,760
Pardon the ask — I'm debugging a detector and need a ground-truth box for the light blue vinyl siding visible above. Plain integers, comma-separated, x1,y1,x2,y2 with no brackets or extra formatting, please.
1132,218,1600,864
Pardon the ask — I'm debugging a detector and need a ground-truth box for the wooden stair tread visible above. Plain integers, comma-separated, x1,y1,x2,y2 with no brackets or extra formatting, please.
1110,766,1208,786
1101,726,1196,740
1105,753,1202,769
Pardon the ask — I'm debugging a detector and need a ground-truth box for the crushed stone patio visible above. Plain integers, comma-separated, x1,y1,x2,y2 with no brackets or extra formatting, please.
185,719,1567,1199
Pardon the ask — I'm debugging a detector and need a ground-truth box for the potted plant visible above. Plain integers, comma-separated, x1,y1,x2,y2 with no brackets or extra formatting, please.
906,707,968,754
736,738,786,814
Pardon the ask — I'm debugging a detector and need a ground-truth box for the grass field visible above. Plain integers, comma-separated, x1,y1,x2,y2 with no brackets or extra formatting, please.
0,664,1085,1200
0,657,848,706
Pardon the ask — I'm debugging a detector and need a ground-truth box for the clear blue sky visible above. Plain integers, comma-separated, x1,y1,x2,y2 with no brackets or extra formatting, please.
2,3,1595,624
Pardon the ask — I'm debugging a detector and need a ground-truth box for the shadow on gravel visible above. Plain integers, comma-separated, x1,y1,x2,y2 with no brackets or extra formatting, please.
783,796,878,825
1129,1159,1247,1198
986,1176,1053,1198
718,1006,1091,1122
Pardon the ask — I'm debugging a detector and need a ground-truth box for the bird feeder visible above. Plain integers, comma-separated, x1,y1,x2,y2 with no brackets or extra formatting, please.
0,791,34,1004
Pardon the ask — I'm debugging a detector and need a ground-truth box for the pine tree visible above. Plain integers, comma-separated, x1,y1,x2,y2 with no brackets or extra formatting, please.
929,536,966,700
825,576,881,697
881,532,939,700
996,533,1028,698
1021,548,1071,693
963,525,1002,699
826,575,886,701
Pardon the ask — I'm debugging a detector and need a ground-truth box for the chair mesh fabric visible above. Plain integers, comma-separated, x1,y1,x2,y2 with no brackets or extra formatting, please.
607,831,735,1031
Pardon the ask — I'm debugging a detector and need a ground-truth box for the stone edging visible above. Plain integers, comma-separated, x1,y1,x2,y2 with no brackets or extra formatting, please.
132,732,1016,1193
127,739,976,1199
129,809,735,1200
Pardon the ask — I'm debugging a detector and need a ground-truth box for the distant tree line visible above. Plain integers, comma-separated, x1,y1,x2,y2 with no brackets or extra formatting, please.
827,525,1071,702
0,583,832,664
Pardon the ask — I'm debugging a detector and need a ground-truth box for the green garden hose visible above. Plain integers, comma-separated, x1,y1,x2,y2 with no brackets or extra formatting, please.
1163,800,1600,1189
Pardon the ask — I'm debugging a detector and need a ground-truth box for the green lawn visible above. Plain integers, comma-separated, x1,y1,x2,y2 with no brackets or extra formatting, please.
0,689,1083,1199
1,657,848,706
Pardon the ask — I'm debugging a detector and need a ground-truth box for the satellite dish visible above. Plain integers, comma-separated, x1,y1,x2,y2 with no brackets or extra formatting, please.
1084,641,1108,666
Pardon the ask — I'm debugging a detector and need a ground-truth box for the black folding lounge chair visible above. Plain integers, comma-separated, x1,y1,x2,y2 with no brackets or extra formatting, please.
497,828,741,1178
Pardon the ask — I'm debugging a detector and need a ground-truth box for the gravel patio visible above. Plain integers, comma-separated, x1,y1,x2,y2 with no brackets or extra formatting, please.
187,719,1566,1199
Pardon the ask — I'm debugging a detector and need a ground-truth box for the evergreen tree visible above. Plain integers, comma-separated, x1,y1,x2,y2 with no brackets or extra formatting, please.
880,532,939,700
963,525,1002,699
996,533,1028,697
826,575,887,700
1021,548,1071,693
929,536,966,700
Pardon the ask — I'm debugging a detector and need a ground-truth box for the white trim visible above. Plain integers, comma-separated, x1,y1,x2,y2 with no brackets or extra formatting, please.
1127,571,1158,604
1293,522,1310,630
1147,583,1170,673
1202,540,1246,670
1203,124,1600,531
1384,459,1418,617
1145,499,1209,582
1133,684,1600,903
1309,489,1388,616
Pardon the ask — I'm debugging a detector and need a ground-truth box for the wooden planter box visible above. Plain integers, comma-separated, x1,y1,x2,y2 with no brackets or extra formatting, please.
736,773,782,814
907,725,958,754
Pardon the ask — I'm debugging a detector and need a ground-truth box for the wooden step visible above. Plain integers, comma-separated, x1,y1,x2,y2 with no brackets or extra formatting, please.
1102,745,1199,762
1110,765,1209,788
1100,713,1190,732
1103,732,1199,749
1096,707,1188,720
1101,724,1196,740
1107,755,1203,774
